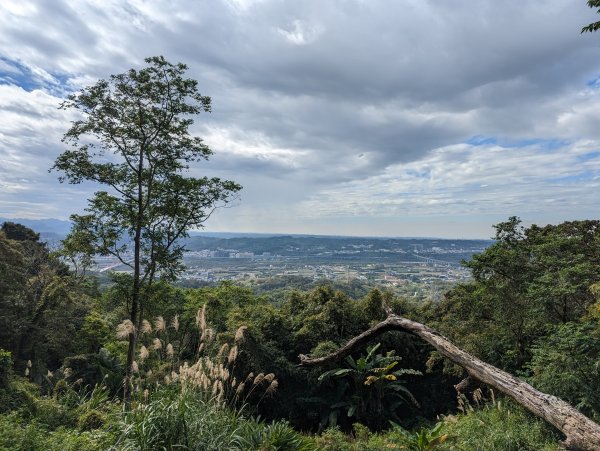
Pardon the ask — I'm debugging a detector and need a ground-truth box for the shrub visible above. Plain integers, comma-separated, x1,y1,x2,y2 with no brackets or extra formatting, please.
0,348,12,388
237,419,316,450
25,396,76,429
77,409,106,431
118,387,243,450
0,411,113,450
438,398,561,450
527,322,600,421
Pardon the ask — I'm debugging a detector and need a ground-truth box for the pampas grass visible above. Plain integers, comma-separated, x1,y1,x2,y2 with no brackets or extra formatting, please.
116,319,135,339
141,319,152,334
154,316,166,333
129,304,278,412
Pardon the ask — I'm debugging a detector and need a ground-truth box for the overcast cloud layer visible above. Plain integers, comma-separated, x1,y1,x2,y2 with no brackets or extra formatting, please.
1,0,600,238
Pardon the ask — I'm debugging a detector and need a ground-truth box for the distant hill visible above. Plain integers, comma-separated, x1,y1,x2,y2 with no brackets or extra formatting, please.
0,217,71,238
0,218,493,259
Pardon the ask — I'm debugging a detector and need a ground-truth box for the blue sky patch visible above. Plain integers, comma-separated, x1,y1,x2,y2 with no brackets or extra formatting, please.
547,171,595,184
576,151,600,162
466,135,569,151
466,135,497,146
0,56,72,95
406,169,431,178
586,75,600,88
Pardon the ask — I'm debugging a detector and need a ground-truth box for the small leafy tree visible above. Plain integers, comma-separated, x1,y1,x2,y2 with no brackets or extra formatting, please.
52,56,241,402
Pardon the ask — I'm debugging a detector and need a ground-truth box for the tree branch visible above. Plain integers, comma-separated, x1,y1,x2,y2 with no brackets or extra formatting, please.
299,314,600,450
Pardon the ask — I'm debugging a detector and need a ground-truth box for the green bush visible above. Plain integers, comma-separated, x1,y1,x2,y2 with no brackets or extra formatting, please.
528,322,600,421
438,400,561,450
25,396,76,429
0,349,12,388
77,409,106,431
237,419,316,450
0,412,113,451
118,387,244,450
315,425,414,450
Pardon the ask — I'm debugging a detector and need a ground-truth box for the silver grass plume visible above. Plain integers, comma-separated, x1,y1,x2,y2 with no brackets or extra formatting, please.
154,316,166,332
234,326,247,342
228,346,238,364
253,373,265,385
264,373,275,383
141,319,152,334
217,343,229,359
116,320,135,339
265,380,278,396
139,345,149,361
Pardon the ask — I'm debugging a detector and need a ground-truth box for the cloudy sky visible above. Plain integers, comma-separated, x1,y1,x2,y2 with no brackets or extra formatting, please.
1,0,600,238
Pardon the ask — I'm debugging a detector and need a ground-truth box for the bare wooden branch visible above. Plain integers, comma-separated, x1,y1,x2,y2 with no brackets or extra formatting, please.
299,315,600,450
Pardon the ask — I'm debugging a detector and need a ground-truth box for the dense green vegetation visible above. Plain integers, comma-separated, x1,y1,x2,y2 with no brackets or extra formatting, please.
3,216,600,448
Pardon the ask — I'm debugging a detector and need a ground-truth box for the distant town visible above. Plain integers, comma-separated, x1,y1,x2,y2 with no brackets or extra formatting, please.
0,218,492,301
91,234,492,300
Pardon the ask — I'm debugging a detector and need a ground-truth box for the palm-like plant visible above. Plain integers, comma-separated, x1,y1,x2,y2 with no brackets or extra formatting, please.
318,343,421,430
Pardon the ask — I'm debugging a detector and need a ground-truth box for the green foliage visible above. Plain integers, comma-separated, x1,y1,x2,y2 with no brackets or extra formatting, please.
583,0,600,33
437,218,600,372
318,343,421,430
0,226,91,378
0,349,12,388
52,55,241,286
75,311,112,354
1,221,40,242
237,419,317,450
314,400,562,451
28,396,77,429
0,411,113,451
392,422,448,451
528,322,600,420
59,349,124,395
77,409,107,431
315,424,418,450
438,400,561,450
116,391,228,448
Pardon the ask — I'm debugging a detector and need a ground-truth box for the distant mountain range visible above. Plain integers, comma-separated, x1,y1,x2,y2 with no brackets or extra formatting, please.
0,217,494,247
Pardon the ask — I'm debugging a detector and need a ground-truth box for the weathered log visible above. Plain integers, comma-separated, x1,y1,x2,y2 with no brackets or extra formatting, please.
299,315,600,450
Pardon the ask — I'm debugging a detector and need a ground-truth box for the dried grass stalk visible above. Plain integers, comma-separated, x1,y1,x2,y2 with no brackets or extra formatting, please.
154,316,166,332
253,373,265,385
265,380,278,396
264,373,275,383
235,326,247,342
217,343,229,359
228,345,238,364
141,319,152,334
116,319,135,339
139,345,149,361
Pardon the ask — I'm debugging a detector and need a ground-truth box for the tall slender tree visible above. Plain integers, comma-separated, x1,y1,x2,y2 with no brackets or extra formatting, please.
52,56,241,402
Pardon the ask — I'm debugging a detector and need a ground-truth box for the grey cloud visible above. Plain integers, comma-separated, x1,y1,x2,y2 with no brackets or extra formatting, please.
1,0,600,236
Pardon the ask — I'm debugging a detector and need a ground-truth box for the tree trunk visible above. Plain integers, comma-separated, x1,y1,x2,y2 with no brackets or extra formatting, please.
124,149,145,407
299,315,600,450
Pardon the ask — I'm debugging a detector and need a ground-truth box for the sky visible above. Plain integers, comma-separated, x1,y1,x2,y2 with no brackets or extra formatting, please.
1,0,600,238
